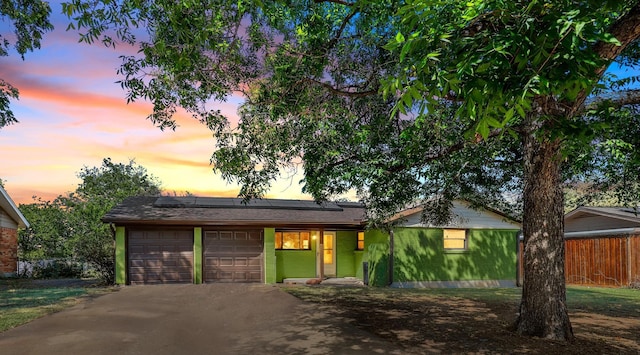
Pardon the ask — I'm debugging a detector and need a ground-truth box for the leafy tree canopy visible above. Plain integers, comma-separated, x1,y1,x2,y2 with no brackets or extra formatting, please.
18,198,72,261
58,1,640,219
18,158,161,284
0,0,53,127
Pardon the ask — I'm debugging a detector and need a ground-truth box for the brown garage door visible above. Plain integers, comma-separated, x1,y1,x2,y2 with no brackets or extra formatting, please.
128,229,194,285
204,230,263,283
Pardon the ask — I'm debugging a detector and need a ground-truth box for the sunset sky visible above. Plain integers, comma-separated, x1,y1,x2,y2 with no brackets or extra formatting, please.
0,7,308,205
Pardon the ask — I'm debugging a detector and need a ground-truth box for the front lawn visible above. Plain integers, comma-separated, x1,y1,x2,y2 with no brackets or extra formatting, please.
284,285,640,354
0,278,106,332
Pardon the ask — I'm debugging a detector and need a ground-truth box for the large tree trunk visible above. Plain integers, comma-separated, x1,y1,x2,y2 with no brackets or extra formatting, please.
514,127,574,341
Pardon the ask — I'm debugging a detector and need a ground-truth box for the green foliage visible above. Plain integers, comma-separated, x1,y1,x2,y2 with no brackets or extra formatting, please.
0,0,53,128
386,1,629,130
62,0,524,223
64,158,161,284
18,199,73,261
18,159,161,284
30,260,84,279
75,157,161,201
58,1,640,222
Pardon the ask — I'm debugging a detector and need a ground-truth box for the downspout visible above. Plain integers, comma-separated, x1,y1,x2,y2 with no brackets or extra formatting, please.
627,235,632,287
319,228,325,280
389,230,394,286
516,230,523,287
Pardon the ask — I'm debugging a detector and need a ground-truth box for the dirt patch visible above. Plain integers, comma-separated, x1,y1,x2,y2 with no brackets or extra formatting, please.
285,286,640,354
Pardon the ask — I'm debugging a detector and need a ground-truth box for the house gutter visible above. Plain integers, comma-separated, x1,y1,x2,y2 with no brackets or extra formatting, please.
564,228,640,239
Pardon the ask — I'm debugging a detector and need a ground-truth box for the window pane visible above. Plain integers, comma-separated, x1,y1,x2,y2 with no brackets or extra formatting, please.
275,232,282,249
323,234,333,248
324,250,333,264
357,231,365,250
282,232,300,249
275,230,316,250
444,238,466,249
300,232,310,249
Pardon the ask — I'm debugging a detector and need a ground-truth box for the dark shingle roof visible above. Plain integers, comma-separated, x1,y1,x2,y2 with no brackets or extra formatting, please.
102,196,365,228
565,206,640,223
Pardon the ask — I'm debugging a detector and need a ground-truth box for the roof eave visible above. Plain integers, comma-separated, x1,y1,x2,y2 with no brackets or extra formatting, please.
0,187,29,228
565,207,640,224
102,218,365,228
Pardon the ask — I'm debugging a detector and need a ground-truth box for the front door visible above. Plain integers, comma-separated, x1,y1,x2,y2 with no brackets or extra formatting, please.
323,231,336,277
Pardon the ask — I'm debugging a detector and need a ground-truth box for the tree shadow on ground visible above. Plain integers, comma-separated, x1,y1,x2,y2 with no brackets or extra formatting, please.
286,286,640,354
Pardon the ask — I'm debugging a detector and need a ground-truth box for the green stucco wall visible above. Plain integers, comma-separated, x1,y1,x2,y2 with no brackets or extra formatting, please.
392,228,519,283
336,230,357,277
273,230,364,282
115,226,126,285
193,227,202,284
275,233,317,282
264,228,276,284
365,230,390,287
363,228,519,286
354,251,364,279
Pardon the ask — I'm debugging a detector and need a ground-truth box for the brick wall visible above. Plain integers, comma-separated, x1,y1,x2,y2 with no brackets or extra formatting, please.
0,227,18,275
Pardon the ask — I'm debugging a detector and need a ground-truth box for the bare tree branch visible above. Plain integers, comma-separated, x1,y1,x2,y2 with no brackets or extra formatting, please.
585,89,640,111
570,3,640,117
303,78,378,98
314,0,355,6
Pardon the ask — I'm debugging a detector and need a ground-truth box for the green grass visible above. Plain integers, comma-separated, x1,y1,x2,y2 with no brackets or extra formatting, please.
566,286,640,314
0,287,88,332
283,285,639,316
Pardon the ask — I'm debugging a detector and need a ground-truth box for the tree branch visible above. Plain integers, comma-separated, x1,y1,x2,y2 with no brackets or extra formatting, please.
585,89,640,110
384,128,505,173
303,78,378,98
327,10,358,49
314,0,355,6
570,3,640,116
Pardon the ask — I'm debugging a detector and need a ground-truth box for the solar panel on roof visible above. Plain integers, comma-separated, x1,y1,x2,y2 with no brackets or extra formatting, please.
152,196,347,211
153,196,197,207
194,197,237,207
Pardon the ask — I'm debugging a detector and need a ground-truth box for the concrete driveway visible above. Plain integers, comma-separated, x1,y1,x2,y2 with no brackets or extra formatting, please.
0,284,408,354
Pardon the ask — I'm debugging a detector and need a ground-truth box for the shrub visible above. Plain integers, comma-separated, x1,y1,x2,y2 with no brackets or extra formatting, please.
31,260,84,279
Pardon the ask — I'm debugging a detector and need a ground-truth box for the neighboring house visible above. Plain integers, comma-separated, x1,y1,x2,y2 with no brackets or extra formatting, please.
366,201,521,287
103,196,522,287
0,186,29,277
562,206,640,287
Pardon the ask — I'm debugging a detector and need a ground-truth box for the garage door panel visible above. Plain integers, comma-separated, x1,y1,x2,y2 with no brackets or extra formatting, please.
239,245,261,253
129,259,145,267
205,258,219,267
204,229,263,283
128,229,194,285
219,232,233,240
248,258,262,266
234,258,248,266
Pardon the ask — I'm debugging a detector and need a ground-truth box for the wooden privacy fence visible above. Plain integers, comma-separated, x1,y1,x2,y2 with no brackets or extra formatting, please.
518,234,640,287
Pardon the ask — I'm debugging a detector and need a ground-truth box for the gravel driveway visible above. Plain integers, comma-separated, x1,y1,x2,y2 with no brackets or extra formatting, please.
0,283,409,354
